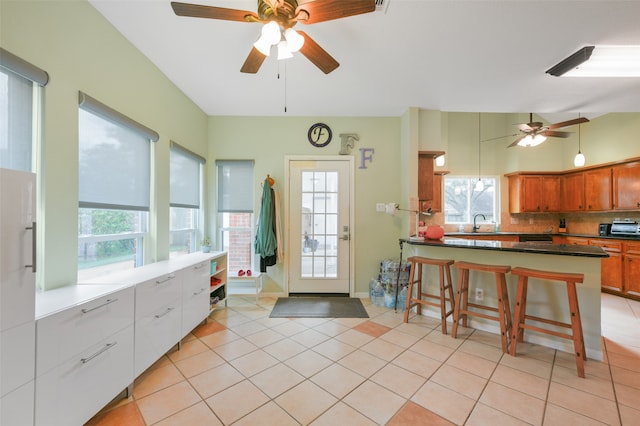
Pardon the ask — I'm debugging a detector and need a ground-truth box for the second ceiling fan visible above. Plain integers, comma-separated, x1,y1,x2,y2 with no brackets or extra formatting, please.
504,113,590,148
171,0,376,74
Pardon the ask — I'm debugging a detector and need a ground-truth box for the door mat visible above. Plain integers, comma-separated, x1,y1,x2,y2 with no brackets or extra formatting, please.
269,297,369,318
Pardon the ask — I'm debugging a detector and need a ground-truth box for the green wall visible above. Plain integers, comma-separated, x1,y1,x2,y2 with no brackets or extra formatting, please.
1,0,209,290
208,116,403,294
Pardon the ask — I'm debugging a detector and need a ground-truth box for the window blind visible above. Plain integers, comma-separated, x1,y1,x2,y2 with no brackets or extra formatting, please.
170,141,204,209
216,160,254,213
78,107,151,211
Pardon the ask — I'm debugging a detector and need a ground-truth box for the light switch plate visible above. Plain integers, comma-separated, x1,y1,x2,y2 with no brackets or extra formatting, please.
376,203,385,212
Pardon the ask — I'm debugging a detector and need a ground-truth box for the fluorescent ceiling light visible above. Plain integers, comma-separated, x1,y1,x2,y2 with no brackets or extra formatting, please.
546,45,640,77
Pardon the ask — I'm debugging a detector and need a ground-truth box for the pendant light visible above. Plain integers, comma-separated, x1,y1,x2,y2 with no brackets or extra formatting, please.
574,113,586,167
475,113,484,191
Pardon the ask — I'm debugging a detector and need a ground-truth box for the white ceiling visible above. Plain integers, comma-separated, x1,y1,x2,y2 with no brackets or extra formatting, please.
89,0,640,117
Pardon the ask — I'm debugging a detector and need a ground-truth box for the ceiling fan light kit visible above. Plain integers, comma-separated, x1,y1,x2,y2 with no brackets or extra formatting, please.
547,45,640,77
171,0,376,74
517,134,547,147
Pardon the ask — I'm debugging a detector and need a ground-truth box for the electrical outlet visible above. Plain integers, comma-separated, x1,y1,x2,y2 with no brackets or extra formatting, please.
376,203,385,212
529,217,535,225
475,288,484,301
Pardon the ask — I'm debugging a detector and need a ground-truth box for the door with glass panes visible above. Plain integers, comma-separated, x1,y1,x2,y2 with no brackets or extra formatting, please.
288,159,352,294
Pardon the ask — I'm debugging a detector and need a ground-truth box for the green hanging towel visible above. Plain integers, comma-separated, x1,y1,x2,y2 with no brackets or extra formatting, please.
255,177,277,259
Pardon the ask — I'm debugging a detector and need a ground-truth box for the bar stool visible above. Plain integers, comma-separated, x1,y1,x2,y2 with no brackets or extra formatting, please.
452,261,512,353
510,267,587,378
403,256,456,334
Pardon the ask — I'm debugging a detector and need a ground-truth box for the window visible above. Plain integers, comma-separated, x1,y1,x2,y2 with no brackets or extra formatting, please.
443,176,499,224
0,47,48,172
170,142,204,258
216,160,254,272
77,92,158,280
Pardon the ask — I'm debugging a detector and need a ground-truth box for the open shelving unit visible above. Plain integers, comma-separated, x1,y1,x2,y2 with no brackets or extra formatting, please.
209,252,227,312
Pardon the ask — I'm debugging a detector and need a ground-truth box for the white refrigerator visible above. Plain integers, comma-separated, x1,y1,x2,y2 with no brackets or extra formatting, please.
1,167,37,425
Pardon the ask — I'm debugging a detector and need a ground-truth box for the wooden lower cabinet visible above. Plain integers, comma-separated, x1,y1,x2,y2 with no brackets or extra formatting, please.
623,242,640,297
589,239,623,292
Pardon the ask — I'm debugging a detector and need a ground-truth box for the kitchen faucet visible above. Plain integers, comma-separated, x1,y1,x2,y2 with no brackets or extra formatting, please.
473,214,486,232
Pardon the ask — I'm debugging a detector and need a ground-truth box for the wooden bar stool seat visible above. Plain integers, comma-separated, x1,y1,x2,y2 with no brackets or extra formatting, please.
452,261,512,353
510,267,587,378
403,256,455,334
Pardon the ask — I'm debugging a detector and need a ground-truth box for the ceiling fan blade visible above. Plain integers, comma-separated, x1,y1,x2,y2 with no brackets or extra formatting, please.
297,31,339,74
296,0,376,24
240,47,267,74
547,117,590,130
540,130,572,138
507,136,526,148
481,133,519,143
171,2,258,22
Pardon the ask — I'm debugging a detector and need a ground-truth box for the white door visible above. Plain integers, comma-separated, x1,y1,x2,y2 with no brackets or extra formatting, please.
288,159,353,294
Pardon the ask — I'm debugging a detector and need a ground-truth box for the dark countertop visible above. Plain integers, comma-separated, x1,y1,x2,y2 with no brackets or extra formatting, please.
403,237,609,258
445,232,640,241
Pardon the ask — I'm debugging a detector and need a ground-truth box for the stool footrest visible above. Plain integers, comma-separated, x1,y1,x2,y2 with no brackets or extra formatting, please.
520,323,573,340
524,314,572,329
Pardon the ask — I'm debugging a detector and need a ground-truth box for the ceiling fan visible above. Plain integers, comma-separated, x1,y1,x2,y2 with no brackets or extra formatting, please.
170,0,376,74
496,113,590,148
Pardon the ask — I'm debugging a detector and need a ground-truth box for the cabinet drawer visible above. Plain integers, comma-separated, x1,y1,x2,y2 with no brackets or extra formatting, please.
1,321,35,397
135,273,181,320
589,239,622,252
182,286,209,337
35,325,134,426
623,241,640,254
134,301,182,377
182,262,209,294
36,286,134,375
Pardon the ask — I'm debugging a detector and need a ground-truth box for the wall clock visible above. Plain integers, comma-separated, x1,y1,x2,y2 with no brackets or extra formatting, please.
308,123,332,147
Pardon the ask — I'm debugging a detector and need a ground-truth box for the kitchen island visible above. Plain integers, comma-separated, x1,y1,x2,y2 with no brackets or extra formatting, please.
402,237,608,361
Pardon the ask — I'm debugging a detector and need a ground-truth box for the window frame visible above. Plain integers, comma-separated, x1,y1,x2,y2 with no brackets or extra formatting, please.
443,175,500,225
77,93,157,279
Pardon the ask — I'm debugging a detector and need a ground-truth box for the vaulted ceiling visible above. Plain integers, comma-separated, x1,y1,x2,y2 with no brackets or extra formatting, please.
89,0,640,117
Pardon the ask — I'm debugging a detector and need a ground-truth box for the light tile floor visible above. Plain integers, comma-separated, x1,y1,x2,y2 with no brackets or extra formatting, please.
87,293,640,425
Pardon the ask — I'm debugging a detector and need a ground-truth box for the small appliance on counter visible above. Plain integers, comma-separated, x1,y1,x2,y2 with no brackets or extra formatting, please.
559,218,566,233
599,223,612,236
610,220,640,237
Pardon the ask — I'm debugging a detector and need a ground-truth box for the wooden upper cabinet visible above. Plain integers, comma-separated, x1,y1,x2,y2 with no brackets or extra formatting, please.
584,167,612,211
561,172,585,211
418,152,435,201
541,176,560,212
418,151,445,207
613,161,640,210
508,174,560,213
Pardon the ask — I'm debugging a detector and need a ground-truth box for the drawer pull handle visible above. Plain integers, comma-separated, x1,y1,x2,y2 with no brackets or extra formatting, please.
81,341,117,364
193,288,206,296
81,298,118,314
155,307,174,319
156,274,176,285
194,263,206,270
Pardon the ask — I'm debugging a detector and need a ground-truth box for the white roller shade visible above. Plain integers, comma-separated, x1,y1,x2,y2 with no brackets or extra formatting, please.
216,160,254,213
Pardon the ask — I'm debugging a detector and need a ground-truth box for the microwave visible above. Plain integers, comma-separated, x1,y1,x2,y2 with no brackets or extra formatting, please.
598,223,612,236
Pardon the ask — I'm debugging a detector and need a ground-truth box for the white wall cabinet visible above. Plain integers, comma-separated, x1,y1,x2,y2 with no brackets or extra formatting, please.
1,168,36,426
